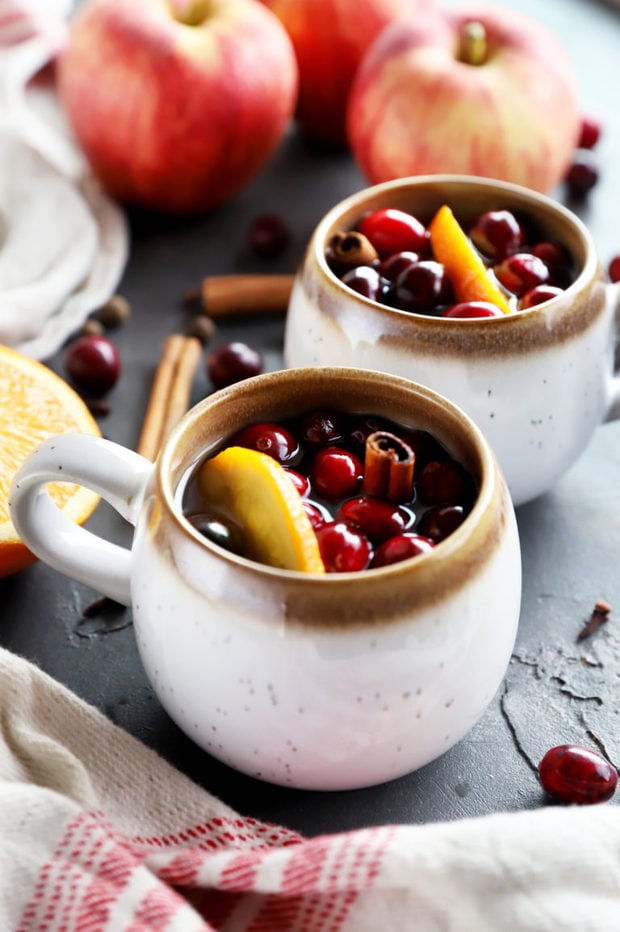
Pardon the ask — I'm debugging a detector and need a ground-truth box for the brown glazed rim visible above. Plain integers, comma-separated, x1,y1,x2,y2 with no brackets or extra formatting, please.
156,367,507,617
310,174,600,344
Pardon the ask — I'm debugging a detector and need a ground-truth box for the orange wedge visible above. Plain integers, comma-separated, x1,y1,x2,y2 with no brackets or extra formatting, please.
198,446,325,573
0,344,101,578
429,204,511,314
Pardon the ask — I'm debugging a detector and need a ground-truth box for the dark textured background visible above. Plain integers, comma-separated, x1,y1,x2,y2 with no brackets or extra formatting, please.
2,0,620,834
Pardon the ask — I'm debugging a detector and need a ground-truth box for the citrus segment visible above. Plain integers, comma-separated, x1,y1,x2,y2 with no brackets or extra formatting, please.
0,344,101,577
198,446,325,573
429,204,511,314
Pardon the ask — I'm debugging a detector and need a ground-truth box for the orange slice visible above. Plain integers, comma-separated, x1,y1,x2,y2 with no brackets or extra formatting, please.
198,446,325,573
0,344,101,578
429,204,511,314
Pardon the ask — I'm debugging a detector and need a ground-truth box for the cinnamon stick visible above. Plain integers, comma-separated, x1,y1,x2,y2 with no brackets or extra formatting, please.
363,431,415,503
137,334,203,461
201,273,294,318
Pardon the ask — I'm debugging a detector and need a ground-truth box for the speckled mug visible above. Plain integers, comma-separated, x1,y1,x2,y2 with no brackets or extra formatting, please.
284,175,620,506
10,367,521,791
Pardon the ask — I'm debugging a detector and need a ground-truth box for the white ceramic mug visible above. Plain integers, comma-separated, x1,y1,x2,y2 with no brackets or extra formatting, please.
284,175,620,506
10,367,521,791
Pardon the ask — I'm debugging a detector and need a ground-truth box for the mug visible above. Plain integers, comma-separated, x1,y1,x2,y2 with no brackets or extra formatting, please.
284,175,620,506
10,367,521,791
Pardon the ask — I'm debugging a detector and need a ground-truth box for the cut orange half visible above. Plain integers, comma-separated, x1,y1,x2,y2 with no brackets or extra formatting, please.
429,204,511,314
0,344,101,578
198,446,325,573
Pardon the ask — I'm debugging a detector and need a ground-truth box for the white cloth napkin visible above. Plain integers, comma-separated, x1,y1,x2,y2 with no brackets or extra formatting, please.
1,644,619,931
0,0,128,360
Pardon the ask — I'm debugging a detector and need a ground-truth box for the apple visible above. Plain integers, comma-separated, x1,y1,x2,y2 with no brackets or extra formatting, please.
261,0,433,148
346,5,581,193
57,0,298,213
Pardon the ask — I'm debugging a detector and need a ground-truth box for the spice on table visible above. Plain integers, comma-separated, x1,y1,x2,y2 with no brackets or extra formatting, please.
136,334,203,461
577,599,611,641
98,293,131,328
201,273,294,318
363,431,415,503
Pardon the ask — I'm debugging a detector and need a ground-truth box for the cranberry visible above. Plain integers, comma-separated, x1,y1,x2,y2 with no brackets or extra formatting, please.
206,342,262,390
248,213,290,258
443,301,504,319
418,504,466,542
399,428,447,468
286,469,310,496
378,250,420,282
371,533,435,568
608,255,620,283
565,150,599,198
341,266,392,302
494,253,550,297
519,285,564,310
337,496,414,544
64,334,121,395
357,208,428,258
418,460,467,505
229,422,299,465
468,210,527,261
395,260,454,313
577,115,602,150
297,409,344,447
189,513,243,555
315,521,372,573
530,240,574,287
311,447,363,501
348,416,392,456
538,745,618,804
303,500,329,529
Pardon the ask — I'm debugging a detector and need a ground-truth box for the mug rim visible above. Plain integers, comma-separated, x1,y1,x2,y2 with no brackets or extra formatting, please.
157,366,504,587
312,173,598,324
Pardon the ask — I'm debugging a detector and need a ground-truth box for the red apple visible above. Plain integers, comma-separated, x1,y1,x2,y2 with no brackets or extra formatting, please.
57,0,298,213
347,5,581,193
261,0,432,148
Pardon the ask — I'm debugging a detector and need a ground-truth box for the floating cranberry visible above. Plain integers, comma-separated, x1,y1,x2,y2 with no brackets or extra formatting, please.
341,266,391,302
494,253,550,297
565,150,600,198
206,342,262,390
315,521,373,573
443,301,504,319
189,513,243,555
371,533,435,568
399,428,447,468
418,460,467,505
418,504,466,542
348,416,391,456
64,334,121,395
395,260,454,313
229,422,299,465
468,209,527,261
286,469,310,496
608,255,620,283
248,213,290,258
519,285,564,310
538,744,618,805
378,250,420,282
303,500,329,529
337,496,414,544
530,240,574,287
297,409,344,448
357,208,428,258
577,115,602,150
311,447,363,501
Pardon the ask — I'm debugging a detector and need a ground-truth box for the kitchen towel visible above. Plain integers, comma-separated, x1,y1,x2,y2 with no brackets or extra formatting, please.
1,644,619,931
0,0,128,360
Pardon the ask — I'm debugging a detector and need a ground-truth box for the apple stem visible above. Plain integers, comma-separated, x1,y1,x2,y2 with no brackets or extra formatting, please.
458,21,487,66
168,0,213,26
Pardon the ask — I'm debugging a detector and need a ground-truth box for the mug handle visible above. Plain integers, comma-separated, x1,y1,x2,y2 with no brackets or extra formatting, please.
605,281,620,421
9,433,154,606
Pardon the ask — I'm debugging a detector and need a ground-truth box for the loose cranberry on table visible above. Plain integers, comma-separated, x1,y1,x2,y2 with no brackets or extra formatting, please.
608,255,620,283
577,115,602,150
206,341,263,390
565,150,600,198
538,744,618,804
64,334,121,395
248,212,290,258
